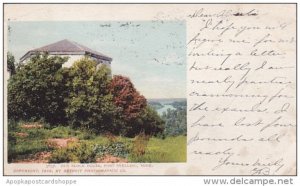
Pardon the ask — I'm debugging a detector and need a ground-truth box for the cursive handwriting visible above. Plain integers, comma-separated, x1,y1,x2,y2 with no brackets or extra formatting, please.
187,5,295,175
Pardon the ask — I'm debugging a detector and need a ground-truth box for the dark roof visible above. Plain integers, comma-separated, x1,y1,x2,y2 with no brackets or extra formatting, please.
20,39,112,62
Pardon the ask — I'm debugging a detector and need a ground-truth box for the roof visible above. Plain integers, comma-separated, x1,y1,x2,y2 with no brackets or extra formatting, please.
20,39,112,62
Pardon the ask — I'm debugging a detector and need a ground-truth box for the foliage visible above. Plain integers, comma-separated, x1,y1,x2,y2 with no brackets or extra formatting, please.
49,141,96,163
138,106,165,136
8,53,166,137
7,54,68,124
65,58,120,133
7,121,18,162
7,52,16,75
162,108,187,136
131,133,150,156
7,53,186,163
110,75,147,121
94,141,129,158
110,76,164,137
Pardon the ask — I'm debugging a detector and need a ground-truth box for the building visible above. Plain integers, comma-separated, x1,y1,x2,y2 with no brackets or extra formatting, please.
19,39,112,69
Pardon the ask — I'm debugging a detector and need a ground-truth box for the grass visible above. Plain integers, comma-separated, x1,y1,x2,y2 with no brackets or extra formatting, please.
128,135,186,162
8,121,186,163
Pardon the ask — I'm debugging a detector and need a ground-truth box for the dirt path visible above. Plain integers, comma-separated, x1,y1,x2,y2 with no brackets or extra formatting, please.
47,137,78,148
20,123,43,129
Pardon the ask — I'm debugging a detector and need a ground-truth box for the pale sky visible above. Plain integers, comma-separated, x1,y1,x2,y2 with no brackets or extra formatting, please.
8,21,186,99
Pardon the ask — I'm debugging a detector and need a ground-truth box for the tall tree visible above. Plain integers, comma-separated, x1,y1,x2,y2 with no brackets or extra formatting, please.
65,57,119,133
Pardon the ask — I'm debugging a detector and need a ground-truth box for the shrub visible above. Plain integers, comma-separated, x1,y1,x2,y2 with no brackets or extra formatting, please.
49,141,96,163
94,141,129,158
131,133,150,156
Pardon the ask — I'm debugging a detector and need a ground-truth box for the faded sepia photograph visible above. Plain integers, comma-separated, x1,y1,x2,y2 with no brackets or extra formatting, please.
6,21,186,164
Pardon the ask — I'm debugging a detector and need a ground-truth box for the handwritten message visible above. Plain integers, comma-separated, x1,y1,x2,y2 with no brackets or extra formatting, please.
187,5,296,175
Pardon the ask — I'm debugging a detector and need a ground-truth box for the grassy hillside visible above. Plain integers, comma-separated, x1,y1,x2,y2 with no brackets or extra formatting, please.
8,121,186,163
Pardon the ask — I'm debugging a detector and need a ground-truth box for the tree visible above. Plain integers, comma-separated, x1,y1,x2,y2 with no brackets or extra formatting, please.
8,53,164,137
65,57,119,133
162,107,187,136
139,106,165,136
7,52,16,75
8,53,68,124
110,75,147,121
110,75,164,137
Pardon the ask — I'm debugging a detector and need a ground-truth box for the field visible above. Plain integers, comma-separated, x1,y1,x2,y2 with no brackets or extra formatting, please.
8,121,186,163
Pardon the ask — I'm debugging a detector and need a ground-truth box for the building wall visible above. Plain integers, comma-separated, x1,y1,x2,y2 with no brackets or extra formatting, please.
61,54,84,68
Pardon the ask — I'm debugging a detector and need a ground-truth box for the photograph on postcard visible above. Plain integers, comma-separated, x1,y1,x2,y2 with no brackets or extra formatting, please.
6,21,187,164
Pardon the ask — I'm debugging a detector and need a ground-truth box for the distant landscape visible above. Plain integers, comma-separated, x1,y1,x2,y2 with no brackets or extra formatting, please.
148,98,187,136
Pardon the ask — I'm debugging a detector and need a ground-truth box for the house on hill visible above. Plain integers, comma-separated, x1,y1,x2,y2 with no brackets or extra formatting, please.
20,39,112,69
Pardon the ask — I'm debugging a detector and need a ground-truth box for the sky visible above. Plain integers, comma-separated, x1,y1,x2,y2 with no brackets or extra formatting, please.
8,21,186,99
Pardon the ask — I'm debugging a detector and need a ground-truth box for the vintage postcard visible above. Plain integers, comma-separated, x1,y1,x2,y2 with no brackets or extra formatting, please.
3,4,296,175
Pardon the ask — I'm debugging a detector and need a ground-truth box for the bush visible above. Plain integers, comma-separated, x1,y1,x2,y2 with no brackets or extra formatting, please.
49,141,96,163
94,141,129,158
131,133,150,156
7,53,68,124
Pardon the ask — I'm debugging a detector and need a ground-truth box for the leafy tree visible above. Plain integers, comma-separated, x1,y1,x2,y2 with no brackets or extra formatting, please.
110,75,164,137
139,106,165,136
65,57,120,133
110,75,147,121
8,53,165,137
8,53,68,124
7,52,16,75
162,107,187,136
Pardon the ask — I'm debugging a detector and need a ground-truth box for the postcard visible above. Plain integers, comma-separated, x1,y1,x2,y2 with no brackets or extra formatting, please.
3,3,296,175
